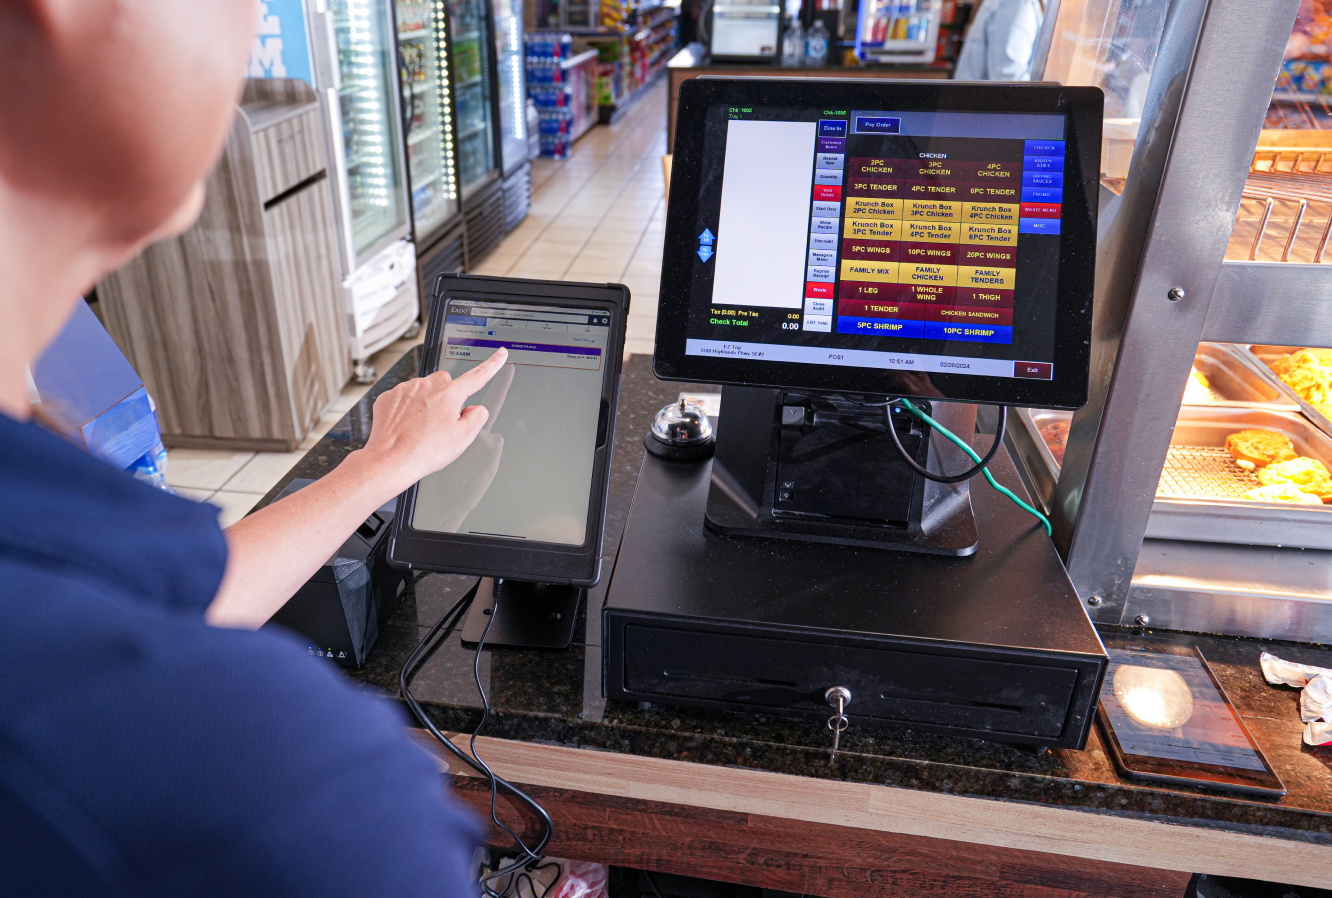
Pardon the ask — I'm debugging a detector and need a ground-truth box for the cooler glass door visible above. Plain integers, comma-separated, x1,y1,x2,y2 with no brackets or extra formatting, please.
331,0,411,264
397,0,461,238
492,0,529,174
447,0,498,196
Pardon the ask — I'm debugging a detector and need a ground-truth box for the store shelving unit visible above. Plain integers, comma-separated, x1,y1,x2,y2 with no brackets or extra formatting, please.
1006,0,1332,642
574,0,679,123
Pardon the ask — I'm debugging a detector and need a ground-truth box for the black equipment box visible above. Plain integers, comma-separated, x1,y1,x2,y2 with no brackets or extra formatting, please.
602,446,1108,750
265,479,404,668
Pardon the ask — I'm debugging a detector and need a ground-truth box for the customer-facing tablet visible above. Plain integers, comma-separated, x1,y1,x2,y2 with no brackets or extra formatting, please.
388,274,628,587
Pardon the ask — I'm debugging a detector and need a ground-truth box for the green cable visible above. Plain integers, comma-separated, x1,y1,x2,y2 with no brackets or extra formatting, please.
897,397,1053,537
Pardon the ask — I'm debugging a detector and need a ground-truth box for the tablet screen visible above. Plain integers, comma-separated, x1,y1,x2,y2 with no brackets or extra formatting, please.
1100,648,1267,771
410,300,612,545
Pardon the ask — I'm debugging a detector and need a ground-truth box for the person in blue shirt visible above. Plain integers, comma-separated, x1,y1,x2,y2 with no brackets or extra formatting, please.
953,0,1047,81
0,1,508,894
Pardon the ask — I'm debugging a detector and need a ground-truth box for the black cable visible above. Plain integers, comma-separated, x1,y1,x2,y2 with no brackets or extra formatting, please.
471,585,554,897
398,579,556,895
884,401,1007,484
514,861,562,898
640,870,667,898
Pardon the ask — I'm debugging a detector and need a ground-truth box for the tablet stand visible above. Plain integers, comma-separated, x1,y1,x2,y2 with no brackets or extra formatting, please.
461,577,584,650
704,386,980,556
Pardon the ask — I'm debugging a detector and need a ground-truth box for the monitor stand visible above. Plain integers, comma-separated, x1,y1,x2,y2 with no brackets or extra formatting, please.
460,578,583,649
705,386,980,556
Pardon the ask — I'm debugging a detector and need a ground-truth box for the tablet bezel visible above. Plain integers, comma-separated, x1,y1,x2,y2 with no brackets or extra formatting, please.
653,78,1103,410
388,274,628,587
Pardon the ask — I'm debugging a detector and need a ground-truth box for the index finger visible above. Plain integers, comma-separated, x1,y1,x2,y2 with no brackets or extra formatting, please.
451,346,509,397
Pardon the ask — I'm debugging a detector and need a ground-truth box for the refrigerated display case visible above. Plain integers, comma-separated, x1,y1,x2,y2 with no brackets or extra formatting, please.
1002,0,1332,642
396,0,466,305
493,0,530,174
493,0,533,231
448,0,499,195
310,0,420,379
446,0,511,266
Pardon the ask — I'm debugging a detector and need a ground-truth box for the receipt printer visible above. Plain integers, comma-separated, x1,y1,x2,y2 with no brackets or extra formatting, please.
264,479,405,667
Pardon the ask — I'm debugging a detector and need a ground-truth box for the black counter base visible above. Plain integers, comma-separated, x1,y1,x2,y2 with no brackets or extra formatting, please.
603,447,1107,750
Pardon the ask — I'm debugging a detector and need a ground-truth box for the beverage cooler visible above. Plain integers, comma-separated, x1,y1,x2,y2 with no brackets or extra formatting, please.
395,0,466,302
310,0,420,381
446,0,509,267
492,0,533,233
1001,0,1332,643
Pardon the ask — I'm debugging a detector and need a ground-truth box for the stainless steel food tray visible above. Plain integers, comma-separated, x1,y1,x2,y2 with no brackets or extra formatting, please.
1011,406,1332,548
1241,345,1332,436
1189,343,1299,408
1009,407,1070,511
1146,407,1332,549
1009,345,1292,507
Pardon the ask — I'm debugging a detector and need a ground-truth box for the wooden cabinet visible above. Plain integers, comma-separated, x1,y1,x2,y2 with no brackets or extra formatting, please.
99,80,349,451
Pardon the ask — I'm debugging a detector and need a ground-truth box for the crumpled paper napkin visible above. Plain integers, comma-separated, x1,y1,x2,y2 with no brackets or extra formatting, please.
1260,652,1332,746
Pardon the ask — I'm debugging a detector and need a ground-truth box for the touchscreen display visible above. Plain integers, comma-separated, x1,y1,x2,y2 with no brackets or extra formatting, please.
410,301,611,545
688,106,1068,381
1100,648,1267,771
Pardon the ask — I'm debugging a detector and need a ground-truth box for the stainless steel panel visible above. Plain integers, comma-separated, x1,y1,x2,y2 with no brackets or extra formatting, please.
1241,344,1332,436
1146,407,1332,549
1125,538,1332,643
1204,261,1332,347
1052,0,1300,622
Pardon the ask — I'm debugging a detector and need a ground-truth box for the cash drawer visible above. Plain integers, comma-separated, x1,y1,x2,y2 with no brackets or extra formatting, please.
616,623,1083,741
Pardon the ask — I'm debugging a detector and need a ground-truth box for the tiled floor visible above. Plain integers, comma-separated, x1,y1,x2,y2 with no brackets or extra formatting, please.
166,80,670,525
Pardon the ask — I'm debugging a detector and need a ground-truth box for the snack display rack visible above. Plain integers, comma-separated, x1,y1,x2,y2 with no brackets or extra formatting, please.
1005,0,1332,643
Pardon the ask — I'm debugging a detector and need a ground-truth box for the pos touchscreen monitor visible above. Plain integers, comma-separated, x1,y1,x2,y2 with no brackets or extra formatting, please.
655,79,1102,409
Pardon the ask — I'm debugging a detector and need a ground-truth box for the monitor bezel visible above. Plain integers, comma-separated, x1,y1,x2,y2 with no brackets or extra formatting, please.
388,274,628,588
653,78,1103,410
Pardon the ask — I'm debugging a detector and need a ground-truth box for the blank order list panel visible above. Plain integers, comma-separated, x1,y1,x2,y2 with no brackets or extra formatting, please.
688,106,1069,382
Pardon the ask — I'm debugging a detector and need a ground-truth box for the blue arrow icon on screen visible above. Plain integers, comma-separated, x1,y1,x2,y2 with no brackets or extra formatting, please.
697,246,714,262
699,228,715,245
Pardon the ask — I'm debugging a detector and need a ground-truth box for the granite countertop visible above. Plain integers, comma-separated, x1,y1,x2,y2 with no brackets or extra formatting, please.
257,348,1332,847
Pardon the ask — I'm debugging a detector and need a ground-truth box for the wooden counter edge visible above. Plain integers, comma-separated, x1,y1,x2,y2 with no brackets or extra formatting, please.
410,730,1332,888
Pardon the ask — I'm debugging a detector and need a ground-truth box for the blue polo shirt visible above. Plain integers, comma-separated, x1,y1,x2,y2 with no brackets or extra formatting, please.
0,414,480,896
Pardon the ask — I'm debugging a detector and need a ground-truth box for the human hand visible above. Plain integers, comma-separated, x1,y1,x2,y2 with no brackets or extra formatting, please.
352,347,509,498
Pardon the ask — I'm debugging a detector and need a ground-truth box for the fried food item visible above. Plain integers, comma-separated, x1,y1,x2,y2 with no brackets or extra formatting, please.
1038,419,1069,465
1272,348,1332,418
1182,366,1218,403
1225,429,1298,468
1257,457,1332,502
1245,482,1324,505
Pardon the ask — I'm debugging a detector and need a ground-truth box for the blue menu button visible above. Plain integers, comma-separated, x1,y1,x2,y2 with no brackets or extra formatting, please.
837,317,925,338
854,116,902,134
1021,186,1063,203
1023,171,1063,188
1024,155,1064,172
925,321,1013,344
819,119,848,138
1019,218,1061,235
1024,140,1065,156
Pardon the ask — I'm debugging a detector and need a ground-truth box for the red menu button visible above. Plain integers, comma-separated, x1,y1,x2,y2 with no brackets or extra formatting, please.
1014,361,1053,379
